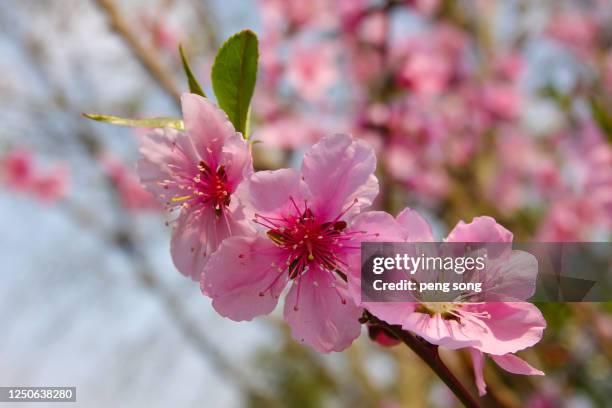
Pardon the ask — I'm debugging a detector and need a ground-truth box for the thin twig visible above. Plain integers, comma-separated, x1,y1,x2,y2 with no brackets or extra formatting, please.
94,0,182,104
366,311,481,408
9,23,276,403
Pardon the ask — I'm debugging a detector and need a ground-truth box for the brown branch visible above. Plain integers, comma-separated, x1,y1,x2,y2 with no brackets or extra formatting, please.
366,311,481,408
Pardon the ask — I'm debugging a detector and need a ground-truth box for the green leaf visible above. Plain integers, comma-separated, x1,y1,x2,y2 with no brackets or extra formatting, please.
179,44,206,97
83,113,184,130
590,97,612,142
211,29,258,138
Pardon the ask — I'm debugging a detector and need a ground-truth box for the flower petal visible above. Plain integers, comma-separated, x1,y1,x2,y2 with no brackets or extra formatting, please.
491,353,544,376
137,127,198,202
467,302,546,355
395,207,434,241
239,168,305,219
202,235,287,321
401,312,480,350
446,216,513,258
301,134,378,220
284,270,362,352
346,211,404,303
469,348,488,396
170,210,207,281
171,207,252,281
220,132,253,189
482,250,539,301
351,211,405,241
447,216,513,242
181,93,239,166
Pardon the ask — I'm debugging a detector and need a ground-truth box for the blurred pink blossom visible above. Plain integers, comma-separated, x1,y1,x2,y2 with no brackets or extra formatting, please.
480,82,522,121
286,44,339,101
140,14,183,57
405,0,441,16
538,122,612,240
2,149,33,190
31,166,69,203
100,154,159,212
1,149,69,203
547,12,599,53
393,24,465,96
492,53,525,81
255,116,324,149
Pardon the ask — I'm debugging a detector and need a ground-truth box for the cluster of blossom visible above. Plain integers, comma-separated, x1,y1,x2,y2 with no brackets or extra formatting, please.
0,149,68,203
137,93,546,395
252,0,612,240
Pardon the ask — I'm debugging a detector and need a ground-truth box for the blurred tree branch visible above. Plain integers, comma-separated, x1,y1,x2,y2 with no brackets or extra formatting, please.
94,0,182,104
5,17,278,404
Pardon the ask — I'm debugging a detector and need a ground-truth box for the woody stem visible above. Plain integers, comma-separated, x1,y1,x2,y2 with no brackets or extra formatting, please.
365,311,481,408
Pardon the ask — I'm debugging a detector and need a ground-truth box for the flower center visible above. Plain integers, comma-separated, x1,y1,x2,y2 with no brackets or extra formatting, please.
192,161,231,217
163,160,231,218
415,302,491,331
417,302,457,317
255,198,362,281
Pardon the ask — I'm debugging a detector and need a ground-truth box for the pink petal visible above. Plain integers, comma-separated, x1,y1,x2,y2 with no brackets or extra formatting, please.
491,354,544,376
170,210,209,281
241,168,304,215
202,235,287,321
284,270,363,352
469,348,488,396
171,207,252,281
483,250,538,301
351,211,405,241
401,312,480,350
137,127,198,202
346,211,404,303
301,134,378,220
445,216,513,258
181,93,240,165
466,302,546,355
220,132,253,188
446,216,513,243
395,207,434,241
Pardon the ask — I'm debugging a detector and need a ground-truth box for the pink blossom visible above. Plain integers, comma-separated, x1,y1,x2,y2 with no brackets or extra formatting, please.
286,44,339,101
259,0,331,32
348,46,385,85
255,116,324,149
538,122,612,240
355,12,388,46
30,166,69,203
202,134,379,352
547,12,599,53
480,82,522,120
140,14,182,57
470,348,543,396
100,154,159,212
137,93,253,280
391,24,466,95
1,149,33,190
492,53,524,81
396,47,453,96
1,149,69,203
405,0,441,16
347,213,546,356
